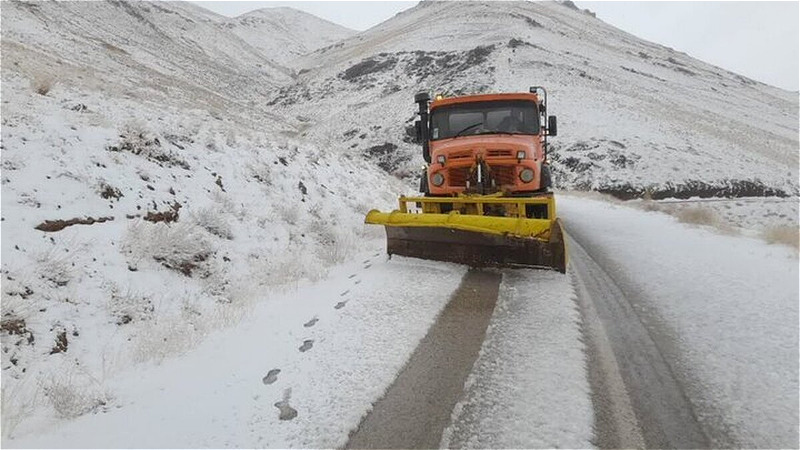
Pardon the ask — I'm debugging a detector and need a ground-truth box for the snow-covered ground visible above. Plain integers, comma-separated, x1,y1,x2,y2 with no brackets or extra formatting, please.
4,255,468,448
559,194,799,448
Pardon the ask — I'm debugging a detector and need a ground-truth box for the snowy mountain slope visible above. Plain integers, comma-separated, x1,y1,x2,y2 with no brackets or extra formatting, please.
223,7,355,66
2,1,293,119
274,1,798,198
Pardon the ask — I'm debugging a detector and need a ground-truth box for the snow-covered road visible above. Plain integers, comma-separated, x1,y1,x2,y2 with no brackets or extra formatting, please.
560,194,799,448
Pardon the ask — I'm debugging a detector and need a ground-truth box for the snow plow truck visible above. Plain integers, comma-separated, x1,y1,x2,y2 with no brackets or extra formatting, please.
365,87,566,273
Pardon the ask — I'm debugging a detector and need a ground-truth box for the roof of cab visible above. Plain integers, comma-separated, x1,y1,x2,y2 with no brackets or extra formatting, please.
430,92,539,109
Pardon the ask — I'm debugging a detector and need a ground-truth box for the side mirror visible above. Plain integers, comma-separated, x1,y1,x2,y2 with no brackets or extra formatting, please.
548,115,557,137
414,120,422,143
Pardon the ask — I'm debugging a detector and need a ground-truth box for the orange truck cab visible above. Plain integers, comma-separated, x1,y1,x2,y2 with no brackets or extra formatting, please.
414,88,557,197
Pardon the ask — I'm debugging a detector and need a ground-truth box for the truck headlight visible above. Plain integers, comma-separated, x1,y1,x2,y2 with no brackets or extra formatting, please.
519,168,535,183
432,172,445,186
437,155,446,165
516,150,526,160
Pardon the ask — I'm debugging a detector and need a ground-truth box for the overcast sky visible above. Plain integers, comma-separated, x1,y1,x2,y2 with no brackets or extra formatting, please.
193,1,799,91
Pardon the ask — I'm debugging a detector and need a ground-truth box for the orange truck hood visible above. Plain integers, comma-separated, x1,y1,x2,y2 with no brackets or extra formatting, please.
430,134,537,156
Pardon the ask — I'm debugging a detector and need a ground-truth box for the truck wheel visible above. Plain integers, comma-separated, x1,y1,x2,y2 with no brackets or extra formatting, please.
539,164,552,192
419,169,430,195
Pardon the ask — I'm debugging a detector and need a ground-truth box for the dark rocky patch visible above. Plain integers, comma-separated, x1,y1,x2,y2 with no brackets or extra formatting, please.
35,216,114,232
364,142,410,174
154,251,209,277
144,201,181,223
99,183,123,200
1,318,35,345
598,180,791,200
107,133,190,170
50,330,68,354
341,56,398,81
510,13,542,28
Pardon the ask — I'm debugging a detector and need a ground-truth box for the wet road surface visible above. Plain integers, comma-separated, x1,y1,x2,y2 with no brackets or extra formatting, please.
346,270,501,449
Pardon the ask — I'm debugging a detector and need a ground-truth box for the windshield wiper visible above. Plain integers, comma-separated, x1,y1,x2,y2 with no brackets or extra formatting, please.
454,122,483,138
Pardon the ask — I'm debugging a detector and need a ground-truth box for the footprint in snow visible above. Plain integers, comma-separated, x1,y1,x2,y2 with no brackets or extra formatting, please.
303,317,318,328
274,388,298,421
362,259,370,264
354,279,361,285
335,300,347,310
262,369,280,385
364,263,372,269
340,290,350,296
299,339,314,352
373,253,380,257
348,274,357,279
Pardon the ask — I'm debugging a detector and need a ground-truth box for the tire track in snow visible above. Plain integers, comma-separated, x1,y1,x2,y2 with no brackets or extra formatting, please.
568,234,712,449
345,269,501,449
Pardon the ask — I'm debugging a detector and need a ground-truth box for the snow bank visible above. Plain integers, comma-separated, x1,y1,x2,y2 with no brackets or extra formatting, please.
559,194,799,447
442,269,593,448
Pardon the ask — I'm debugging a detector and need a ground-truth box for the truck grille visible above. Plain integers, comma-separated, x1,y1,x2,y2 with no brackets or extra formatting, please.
447,166,516,187
490,166,516,185
486,149,513,158
448,167,470,187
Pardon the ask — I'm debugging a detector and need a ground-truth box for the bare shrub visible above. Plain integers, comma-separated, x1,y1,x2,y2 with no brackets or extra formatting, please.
277,204,300,225
316,233,356,266
130,314,201,364
247,161,272,185
107,122,190,169
2,379,40,439
42,371,110,419
35,245,76,288
107,286,154,325
123,221,214,277
31,74,55,96
250,251,325,288
209,190,245,221
308,219,356,266
637,200,663,212
191,207,233,240
762,226,800,250
675,206,718,226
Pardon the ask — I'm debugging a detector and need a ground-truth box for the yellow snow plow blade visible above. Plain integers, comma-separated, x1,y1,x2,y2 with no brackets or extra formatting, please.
365,194,567,273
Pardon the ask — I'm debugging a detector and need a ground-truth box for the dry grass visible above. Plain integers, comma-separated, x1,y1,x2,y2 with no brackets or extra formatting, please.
1,379,40,439
762,226,800,250
191,207,233,240
674,206,719,226
30,74,55,96
42,370,110,419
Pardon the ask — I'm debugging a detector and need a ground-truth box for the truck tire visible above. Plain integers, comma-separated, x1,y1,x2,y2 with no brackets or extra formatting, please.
419,169,430,195
540,164,552,192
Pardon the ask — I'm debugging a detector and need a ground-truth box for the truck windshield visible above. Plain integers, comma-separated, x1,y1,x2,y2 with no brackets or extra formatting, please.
429,100,540,140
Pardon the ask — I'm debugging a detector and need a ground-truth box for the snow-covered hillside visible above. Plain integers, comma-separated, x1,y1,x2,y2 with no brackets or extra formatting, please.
275,1,798,199
0,0,384,439
224,7,355,66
